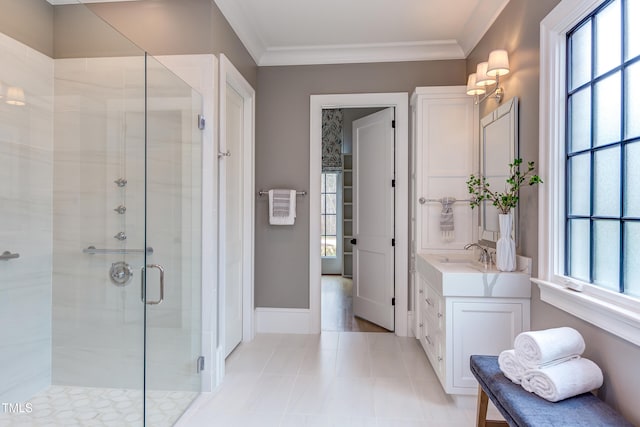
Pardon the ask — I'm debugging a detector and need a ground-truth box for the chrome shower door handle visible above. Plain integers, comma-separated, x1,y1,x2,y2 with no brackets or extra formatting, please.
141,264,165,305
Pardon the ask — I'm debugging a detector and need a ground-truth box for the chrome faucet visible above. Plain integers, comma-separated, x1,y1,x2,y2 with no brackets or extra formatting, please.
464,243,491,267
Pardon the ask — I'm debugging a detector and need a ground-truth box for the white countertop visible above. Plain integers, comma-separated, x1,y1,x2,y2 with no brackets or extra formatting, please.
416,252,532,298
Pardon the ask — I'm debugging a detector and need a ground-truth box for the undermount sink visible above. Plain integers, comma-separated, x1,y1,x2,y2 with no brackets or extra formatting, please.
416,252,532,298
437,256,476,264
432,255,493,272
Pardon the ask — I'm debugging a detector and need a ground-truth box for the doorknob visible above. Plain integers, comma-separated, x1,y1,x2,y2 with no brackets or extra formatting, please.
141,264,165,305
350,238,357,245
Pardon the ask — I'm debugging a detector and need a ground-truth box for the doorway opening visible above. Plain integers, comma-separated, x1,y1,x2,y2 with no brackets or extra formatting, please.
320,107,392,333
309,93,409,337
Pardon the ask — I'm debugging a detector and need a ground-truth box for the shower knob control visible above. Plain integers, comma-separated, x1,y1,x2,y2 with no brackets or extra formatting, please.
110,261,133,286
114,178,128,187
114,205,126,214
114,232,127,241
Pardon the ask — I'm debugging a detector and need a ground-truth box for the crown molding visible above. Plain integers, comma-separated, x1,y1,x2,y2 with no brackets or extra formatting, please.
213,0,266,65
258,41,465,67
458,0,510,56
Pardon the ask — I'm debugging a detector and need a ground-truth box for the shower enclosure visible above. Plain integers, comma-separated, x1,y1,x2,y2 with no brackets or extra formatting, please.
0,2,203,425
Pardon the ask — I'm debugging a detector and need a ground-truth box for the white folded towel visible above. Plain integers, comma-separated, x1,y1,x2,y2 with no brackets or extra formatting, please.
521,358,603,402
514,327,586,369
269,189,297,225
498,349,526,384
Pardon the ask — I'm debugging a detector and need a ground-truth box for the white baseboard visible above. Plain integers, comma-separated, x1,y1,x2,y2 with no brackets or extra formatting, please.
255,307,313,334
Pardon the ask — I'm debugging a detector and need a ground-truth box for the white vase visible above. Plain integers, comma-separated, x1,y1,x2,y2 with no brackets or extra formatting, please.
496,213,516,272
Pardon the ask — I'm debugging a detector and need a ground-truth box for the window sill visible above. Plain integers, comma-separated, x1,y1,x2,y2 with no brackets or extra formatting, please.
532,278,640,347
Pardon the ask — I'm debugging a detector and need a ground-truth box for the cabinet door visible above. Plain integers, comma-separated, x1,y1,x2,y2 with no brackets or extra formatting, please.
450,300,525,389
413,89,477,251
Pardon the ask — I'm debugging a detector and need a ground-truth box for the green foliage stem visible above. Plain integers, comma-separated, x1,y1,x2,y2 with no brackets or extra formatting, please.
467,158,543,215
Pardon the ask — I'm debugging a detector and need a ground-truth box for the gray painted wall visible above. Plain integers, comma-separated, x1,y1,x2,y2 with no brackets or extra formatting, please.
0,0,256,87
468,0,640,424
0,0,53,56
255,60,466,309
86,0,257,87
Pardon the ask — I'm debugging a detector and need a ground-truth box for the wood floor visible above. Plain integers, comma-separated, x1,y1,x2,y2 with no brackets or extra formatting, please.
321,275,390,333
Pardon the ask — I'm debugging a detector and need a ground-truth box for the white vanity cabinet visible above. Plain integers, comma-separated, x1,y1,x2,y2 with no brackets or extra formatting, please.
416,253,531,395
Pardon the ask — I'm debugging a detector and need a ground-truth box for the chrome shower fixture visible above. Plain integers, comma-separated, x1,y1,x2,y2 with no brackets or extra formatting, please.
114,178,127,187
114,232,127,241
114,205,126,214
109,261,133,286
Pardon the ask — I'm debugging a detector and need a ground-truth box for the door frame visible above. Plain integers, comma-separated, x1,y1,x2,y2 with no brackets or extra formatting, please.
217,54,255,379
309,93,409,336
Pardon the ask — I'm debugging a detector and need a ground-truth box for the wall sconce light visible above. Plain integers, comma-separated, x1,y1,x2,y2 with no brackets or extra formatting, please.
6,86,26,106
466,49,510,104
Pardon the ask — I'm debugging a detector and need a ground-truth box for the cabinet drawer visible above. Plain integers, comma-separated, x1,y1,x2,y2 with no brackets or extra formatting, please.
422,285,445,329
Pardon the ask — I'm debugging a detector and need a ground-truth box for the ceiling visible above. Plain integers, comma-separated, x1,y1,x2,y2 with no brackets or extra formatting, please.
46,0,510,66
214,0,510,66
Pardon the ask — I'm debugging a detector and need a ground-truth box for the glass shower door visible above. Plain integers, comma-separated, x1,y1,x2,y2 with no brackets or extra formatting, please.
143,54,203,426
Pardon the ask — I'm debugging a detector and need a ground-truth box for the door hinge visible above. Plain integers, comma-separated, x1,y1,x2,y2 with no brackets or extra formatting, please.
392,120,396,129
197,114,205,130
391,179,395,188
392,238,395,247
196,355,205,373
392,297,395,306
350,238,357,245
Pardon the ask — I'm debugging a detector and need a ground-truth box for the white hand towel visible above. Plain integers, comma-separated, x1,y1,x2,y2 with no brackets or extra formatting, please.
514,327,586,369
269,189,296,225
498,349,526,384
520,358,603,402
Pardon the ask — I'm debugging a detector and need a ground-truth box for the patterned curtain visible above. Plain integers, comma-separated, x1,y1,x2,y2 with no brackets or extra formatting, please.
322,109,343,171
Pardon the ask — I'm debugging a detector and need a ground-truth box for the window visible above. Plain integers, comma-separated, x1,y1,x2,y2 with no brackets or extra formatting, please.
321,172,338,257
539,0,640,347
566,0,640,298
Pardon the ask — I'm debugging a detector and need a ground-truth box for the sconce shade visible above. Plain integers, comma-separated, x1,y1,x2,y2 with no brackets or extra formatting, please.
475,62,496,86
466,73,486,96
487,49,510,77
6,86,25,106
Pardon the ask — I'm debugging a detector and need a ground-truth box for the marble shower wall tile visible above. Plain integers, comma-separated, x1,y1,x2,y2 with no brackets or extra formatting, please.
0,32,54,403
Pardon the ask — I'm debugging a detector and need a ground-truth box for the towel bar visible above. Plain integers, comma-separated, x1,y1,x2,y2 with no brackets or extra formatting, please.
258,190,307,197
83,246,154,255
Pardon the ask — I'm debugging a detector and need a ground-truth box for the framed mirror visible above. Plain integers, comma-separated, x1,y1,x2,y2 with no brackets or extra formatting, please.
478,97,518,246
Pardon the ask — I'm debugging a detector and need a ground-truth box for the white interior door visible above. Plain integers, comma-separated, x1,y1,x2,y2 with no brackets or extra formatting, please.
222,84,244,357
352,108,395,330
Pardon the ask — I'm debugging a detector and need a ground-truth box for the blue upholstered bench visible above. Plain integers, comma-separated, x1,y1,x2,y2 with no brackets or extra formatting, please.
470,355,634,427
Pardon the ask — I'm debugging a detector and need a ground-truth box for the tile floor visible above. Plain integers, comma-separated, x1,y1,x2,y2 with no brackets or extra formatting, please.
179,332,481,427
0,386,197,427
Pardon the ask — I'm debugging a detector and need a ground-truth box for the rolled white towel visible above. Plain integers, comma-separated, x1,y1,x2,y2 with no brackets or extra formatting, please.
514,327,585,369
521,358,603,402
498,349,526,384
